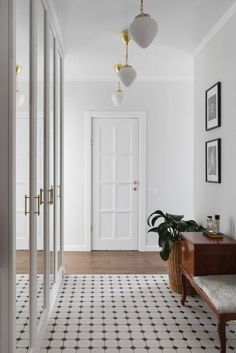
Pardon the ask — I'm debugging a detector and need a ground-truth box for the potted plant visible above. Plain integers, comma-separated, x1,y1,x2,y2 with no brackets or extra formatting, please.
147,210,204,294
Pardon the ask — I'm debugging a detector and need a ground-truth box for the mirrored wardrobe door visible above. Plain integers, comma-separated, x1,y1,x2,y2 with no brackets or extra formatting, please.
15,0,30,351
49,28,55,289
55,49,62,272
36,0,45,323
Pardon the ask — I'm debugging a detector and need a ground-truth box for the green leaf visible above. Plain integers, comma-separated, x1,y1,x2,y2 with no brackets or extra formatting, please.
147,227,160,234
151,215,163,227
166,213,184,221
147,210,164,226
158,232,165,247
160,238,172,261
157,222,169,235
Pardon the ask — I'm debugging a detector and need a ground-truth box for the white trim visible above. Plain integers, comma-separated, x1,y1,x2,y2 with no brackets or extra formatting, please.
84,110,147,252
65,76,194,83
64,245,89,251
16,111,44,119
49,266,63,315
193,2,236,57
143,245,161,252
29,0,38,345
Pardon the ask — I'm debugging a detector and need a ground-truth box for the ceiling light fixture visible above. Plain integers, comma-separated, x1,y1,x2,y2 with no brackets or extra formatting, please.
129,0,158,48
118,30,137,87
112,81,125,107
16,64,25,109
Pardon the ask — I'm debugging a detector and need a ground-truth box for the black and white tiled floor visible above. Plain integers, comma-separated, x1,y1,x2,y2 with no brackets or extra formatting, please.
16,274,44,352
40,275,236,353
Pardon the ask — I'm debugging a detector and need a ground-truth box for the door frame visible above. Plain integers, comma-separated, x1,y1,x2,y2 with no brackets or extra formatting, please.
84,110,147,252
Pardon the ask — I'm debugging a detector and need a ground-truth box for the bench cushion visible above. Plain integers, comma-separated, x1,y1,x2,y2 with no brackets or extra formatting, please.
193,274,236,313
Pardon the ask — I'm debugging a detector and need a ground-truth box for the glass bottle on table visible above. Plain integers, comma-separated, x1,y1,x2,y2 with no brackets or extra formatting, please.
207,216,213,232
214,215,220,233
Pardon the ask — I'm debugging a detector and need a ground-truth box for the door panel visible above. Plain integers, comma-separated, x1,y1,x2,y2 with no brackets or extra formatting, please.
36,0,45,322
49,28,55,288
92,118,139,250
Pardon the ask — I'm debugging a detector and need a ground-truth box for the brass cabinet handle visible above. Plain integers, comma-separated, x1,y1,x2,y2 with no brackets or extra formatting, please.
39,188,44,205
25,195,30,216
47,186,54,205
34,195,40,216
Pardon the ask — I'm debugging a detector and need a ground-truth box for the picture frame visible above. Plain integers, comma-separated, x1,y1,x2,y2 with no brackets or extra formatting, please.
205,82,221,131
205,138,221,183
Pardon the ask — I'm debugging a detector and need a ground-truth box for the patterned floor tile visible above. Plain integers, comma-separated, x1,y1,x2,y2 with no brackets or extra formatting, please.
17,274,236,352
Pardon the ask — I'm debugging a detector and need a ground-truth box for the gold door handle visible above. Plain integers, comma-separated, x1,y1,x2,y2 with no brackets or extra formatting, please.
25,195,30,216
39,188,44,205
34,195,40,216
47,186,54,205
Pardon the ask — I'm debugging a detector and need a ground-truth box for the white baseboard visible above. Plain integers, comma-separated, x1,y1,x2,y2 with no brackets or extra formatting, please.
64,245,161,252
142,245,161,252
64,245,90,251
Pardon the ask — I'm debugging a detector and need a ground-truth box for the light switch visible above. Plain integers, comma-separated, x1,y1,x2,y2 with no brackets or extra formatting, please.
147,188,159,197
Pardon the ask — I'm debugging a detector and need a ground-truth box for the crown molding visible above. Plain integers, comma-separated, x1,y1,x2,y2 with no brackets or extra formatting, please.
64,76,193,83
193,2,236,57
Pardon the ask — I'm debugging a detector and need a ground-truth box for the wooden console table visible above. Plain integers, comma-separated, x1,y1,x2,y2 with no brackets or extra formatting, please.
181,232,236,276
180,232,236,353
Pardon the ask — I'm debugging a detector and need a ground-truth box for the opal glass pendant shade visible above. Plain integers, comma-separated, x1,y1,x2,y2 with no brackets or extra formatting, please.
112,89,125,107
118,65,137,87
129,14,158,48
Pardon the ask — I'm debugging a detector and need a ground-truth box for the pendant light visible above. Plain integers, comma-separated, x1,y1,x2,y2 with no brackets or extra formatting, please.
112,81,125,107
118,30,137,87
129,0,158,48
16,65,25,109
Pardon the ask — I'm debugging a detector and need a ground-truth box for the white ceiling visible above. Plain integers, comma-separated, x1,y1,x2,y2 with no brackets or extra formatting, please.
54,0,236,81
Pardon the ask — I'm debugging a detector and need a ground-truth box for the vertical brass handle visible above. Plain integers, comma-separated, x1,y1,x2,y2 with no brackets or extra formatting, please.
34,195,40,216
39,188,44,205
47,186,54,205
25,195,30,216
51,186,54,204
57,185,61,198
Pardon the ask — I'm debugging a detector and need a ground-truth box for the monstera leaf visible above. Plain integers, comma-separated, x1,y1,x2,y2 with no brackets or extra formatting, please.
147,210,204,261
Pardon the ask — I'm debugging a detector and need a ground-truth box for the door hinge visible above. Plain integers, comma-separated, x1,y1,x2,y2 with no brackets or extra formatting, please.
91,225,93,233
91,138,94,147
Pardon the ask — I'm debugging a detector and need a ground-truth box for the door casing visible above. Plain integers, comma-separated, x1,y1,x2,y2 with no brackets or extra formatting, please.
84,111,147,252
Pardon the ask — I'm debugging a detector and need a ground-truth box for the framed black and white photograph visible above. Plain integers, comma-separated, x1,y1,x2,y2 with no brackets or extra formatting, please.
205,82,221,131
205,138,221,183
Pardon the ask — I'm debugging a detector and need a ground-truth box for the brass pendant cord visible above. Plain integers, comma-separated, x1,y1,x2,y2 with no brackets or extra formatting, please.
125,42,128,64
140,0,144,13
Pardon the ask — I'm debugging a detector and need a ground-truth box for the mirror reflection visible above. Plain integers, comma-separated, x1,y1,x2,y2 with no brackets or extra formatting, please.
16,0,30,351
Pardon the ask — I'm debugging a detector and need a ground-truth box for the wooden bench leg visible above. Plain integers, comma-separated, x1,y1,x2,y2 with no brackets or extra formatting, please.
218,316,226,353
181,273,187,305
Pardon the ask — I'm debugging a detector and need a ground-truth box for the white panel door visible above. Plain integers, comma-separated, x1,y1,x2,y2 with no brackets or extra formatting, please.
92,118,139,250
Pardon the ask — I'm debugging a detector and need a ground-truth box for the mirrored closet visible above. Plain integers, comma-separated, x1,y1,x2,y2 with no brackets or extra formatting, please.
15,1,64,352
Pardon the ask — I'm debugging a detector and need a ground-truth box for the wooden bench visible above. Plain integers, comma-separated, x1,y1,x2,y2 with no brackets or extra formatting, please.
181,269,236,353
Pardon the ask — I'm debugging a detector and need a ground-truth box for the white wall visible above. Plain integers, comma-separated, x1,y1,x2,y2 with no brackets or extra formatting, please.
64,80,194,250
194,11,236,236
